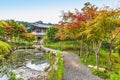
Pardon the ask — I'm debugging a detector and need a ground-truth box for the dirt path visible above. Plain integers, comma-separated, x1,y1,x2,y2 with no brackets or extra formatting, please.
62,51,103,80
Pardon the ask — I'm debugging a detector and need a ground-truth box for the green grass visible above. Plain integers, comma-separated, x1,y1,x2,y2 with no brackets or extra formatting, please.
44,40,75,51
45,52,64,80
44,40,120,80
92,70,109,79
56,52,65,80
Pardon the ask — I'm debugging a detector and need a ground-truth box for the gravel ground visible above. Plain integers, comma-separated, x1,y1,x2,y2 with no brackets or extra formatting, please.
62,51,104,80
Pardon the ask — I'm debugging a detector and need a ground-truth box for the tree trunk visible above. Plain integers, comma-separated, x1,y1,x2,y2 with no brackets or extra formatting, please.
79,40,83,57
93,41,102,70
85,43,90,63
73,40,77,50
96,52,99,70
108,30,120,70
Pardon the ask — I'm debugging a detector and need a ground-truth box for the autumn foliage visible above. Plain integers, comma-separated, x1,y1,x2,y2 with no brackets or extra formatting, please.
45,2,120,72
21,33,37,41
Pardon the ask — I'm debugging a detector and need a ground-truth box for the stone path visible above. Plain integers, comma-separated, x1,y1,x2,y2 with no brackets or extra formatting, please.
62,51,103,80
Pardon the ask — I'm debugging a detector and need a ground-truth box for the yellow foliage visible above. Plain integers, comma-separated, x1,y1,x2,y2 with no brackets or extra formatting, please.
22,33,37,41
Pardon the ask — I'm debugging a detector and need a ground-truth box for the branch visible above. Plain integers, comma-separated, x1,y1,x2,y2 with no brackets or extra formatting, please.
112,30,120,42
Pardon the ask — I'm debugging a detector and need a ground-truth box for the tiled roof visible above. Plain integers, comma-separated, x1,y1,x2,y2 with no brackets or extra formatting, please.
33,23,52,28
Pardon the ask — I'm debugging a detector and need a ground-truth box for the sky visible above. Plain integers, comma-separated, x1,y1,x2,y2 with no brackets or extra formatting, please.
0,0,120,23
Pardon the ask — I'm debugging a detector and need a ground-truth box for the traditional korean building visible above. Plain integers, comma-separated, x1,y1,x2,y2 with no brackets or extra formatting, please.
31,21,52,39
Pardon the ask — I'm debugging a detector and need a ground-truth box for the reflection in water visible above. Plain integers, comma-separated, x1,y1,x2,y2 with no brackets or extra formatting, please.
26,61,49,71
0,75,9,80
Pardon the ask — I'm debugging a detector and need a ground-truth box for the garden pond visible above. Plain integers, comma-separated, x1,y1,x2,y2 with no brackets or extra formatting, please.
0,49,50,80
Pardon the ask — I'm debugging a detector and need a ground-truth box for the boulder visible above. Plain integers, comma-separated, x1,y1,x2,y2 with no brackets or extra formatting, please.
88,65,105,72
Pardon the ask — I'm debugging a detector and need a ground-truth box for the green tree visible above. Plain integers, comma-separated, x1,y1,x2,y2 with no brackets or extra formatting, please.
45,26,58,42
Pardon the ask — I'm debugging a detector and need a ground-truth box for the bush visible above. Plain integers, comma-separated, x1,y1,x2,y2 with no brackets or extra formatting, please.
0,41,11,61
21,33,37,42
43,35,50,43
0,41,11,55
10,72,16,80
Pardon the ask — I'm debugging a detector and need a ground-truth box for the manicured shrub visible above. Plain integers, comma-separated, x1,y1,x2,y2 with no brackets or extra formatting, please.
0,41,11,55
